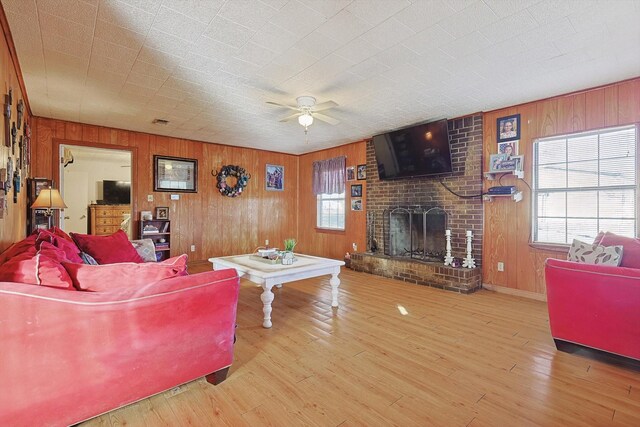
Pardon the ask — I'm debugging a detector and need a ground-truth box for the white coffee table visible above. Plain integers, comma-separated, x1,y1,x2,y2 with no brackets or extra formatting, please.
209,253,344,328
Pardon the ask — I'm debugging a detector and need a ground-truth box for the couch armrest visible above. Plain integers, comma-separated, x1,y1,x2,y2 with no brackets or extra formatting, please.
544,258,640,360
0,269,240,427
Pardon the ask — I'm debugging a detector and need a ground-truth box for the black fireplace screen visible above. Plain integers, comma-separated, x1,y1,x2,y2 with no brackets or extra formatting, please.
383,207,447,262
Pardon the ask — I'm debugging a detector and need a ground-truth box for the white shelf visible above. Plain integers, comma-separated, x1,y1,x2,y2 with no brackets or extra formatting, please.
483,191,523,203
484,170,524,180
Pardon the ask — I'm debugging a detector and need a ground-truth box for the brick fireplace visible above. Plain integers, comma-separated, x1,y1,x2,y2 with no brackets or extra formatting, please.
352,114,483,293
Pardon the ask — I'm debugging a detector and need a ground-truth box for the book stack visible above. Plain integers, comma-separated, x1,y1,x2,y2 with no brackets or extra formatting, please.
154,242,169,250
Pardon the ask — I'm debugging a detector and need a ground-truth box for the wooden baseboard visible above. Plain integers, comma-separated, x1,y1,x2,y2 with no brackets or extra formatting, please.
482,283,547,302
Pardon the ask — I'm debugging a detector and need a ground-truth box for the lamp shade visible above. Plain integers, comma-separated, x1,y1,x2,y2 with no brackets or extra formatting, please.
31,189,67,210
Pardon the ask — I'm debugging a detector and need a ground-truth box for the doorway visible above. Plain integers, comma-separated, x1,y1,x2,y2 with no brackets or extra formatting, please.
59,145,132,237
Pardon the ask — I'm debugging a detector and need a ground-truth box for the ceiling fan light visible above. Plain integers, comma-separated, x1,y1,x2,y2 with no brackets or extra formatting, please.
298,113,313,127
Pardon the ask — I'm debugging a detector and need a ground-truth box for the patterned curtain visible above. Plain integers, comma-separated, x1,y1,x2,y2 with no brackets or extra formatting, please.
312,156,346,195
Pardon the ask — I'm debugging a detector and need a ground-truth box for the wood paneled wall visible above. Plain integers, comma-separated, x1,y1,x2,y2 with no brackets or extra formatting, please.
0,11,29,253
31,118,299,261
482,78,640,296
297,142,367,260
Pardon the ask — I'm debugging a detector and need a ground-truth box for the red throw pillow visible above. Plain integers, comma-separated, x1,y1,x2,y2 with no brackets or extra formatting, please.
63,255,188,291
0,233,37,265
599,232,640,269
36,230,83,264
50,226,74,242
70,230,144,264
0,242,74,289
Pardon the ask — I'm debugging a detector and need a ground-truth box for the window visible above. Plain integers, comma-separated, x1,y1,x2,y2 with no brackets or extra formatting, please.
317,192,345,230
533,125,637,244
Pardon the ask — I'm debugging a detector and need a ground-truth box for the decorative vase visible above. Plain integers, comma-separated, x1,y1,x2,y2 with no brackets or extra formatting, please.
281,251,295,265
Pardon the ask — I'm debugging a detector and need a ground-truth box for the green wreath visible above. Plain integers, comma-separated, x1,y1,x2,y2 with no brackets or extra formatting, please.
214,165,251,197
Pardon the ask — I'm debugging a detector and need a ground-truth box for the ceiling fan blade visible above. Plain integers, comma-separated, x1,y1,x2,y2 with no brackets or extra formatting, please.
312,100,338,112
266,101,299,111
313,112,340,125
279,112,303,122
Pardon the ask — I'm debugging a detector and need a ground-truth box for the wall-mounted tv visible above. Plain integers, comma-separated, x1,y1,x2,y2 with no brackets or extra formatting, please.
372,119,452,180
103,180,131,205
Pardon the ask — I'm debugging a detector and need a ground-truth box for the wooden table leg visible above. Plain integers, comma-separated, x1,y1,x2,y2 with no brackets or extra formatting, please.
330,272,340,307
260,283,275,328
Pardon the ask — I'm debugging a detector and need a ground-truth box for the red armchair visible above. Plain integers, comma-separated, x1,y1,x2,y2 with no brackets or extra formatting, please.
0,269,240,427
545,258,640,361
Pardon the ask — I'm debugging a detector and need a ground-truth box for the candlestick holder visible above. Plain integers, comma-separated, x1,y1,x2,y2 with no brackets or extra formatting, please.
462,231,476,268
444,229,454,266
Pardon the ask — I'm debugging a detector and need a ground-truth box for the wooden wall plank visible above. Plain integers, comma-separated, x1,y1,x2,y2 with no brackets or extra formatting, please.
585,88,605,130
618,79,640,124
604,85,619,127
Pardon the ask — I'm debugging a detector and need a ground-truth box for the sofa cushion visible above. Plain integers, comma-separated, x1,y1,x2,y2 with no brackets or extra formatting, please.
50,226,74,242
130,239,158,262
567,239,623,266
63,254,188,291
0,242,74,289
70,230,144,264
595,232,640,269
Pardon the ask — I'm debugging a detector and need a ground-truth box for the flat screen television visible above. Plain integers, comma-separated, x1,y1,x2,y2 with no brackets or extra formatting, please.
103,180,131,204
372,119,452,180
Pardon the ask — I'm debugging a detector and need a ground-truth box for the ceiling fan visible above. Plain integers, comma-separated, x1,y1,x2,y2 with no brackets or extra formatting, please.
267,96,340,134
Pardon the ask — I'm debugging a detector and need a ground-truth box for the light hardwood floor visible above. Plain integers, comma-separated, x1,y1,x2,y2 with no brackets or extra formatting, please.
81,264,640,426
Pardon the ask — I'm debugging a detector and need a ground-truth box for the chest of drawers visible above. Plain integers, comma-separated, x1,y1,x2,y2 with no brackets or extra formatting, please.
89,204,131,235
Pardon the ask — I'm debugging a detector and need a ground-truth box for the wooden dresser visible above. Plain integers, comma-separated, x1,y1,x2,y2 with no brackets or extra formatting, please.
89,204,131,235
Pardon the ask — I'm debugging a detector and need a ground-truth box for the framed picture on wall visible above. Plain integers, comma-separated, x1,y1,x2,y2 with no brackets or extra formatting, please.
351,184,363,197
357,164,366,180
154,155,198,193
156,207,169,220
497,114,520,143
351,198,363,211
265,164,284,191
346,166,356,181
498,140,518,157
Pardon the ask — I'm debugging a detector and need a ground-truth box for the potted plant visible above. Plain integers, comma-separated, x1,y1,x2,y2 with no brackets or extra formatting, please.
282,238,297,265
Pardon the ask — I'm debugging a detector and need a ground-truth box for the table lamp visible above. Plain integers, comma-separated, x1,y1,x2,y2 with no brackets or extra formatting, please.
31,188,67,217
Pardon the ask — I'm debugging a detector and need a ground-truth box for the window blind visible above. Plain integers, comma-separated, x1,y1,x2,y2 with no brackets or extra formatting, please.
533,125,637,244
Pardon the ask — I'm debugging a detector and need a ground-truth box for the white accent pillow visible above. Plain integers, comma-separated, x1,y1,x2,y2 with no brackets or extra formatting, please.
567,239,623,266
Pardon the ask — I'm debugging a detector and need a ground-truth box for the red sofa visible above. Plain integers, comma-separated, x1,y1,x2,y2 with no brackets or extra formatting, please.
0,230,240,427
545,258,640,361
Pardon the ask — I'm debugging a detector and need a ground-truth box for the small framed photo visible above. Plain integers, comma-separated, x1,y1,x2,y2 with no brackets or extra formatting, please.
266,164,284,191
154,155,198,193
357,164,366,180
351,184,363,197
498,141,518,157
140,210,152,221
490,154,521,172
156,206,169,220
351,198,363,211
346,166,356,181
497,114,520,143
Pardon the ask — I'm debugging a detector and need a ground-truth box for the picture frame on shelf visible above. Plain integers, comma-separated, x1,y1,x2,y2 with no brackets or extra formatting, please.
265,164,284,191
156,206,169,220
497,114,520,143
357,164,366,180
154,155,198,193
498,140,518,157
346,166,356,181
140,210,152,221
351,184,363,197
489,154,521,172
351,198,363,211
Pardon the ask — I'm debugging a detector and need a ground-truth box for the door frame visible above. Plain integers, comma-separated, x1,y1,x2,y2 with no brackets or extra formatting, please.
52,139,138,229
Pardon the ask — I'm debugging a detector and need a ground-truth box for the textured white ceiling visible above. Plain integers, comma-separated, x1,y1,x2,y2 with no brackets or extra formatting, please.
2,0,639,154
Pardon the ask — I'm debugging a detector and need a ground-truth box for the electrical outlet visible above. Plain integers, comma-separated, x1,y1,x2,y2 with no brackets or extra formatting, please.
190,245,196,252
497,262,504,272
147,194,153,202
